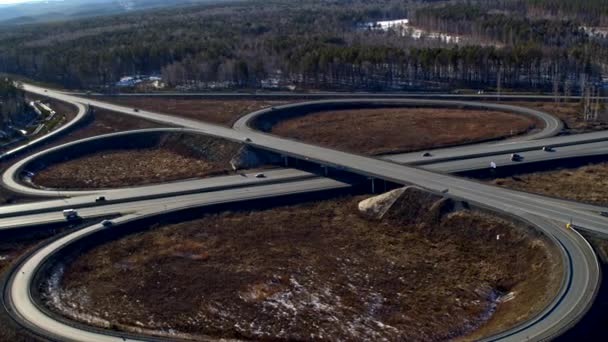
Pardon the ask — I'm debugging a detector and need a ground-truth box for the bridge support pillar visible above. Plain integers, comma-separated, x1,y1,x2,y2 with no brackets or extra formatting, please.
322,165,328,177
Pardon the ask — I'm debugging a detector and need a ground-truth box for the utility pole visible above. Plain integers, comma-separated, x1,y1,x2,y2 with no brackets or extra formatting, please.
496,64,502,101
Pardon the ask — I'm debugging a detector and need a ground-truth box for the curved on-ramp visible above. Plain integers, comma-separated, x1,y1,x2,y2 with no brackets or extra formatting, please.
2,128,199,197
0,85,602,341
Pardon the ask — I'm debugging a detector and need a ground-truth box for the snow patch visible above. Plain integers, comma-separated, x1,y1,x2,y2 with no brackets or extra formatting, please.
364,18,461,44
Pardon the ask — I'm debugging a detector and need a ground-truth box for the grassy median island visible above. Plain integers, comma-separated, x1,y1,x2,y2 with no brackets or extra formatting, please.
44,188,562,340
100,97,290,126
270,106,541,155
491,162,608,207
30,133,258,189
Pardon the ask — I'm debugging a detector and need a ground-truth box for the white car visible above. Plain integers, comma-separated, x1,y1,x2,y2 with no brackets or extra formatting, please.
255,173,266,178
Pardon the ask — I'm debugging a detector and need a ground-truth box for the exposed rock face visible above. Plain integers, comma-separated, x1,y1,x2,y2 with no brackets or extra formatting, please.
359,186,457,223
358,187,406,219
230,145,281,170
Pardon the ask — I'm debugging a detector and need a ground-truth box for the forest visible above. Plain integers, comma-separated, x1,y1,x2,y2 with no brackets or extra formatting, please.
0,78,26,130
0,0,605,92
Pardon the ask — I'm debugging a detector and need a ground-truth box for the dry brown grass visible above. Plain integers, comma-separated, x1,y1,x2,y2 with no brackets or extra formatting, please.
511,101,608,133
271,107,539,155
491,162,608,207
0,106,164,200
32,134,243,189
100,97,289,126
51,192,560,341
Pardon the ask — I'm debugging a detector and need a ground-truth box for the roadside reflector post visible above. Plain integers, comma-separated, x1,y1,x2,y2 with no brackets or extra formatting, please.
369,177,375,194
566,217,573,229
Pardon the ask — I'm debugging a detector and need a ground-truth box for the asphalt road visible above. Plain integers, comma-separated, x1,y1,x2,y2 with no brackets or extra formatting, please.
0,176,346,232
82,90,608,101
0,169,319,221
424,139,608,173
2,84,604,342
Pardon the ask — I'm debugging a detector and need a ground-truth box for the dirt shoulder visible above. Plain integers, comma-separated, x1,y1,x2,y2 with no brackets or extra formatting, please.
99,97,289,126
490,162,608,207
31,133,248,189
270,107,540,155
48,190,561,340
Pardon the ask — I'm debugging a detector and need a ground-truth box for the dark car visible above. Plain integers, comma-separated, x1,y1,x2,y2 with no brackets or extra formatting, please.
510,153,523,161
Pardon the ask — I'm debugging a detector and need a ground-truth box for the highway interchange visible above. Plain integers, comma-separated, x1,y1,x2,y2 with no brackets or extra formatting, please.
1,84,607,341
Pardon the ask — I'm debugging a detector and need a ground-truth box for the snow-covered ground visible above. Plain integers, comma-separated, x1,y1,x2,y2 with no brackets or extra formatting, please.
581,26,608,39
364,18,461,44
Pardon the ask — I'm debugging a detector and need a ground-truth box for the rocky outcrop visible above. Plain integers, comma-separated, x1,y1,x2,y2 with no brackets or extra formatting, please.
358,187,406,219
359,186,458,223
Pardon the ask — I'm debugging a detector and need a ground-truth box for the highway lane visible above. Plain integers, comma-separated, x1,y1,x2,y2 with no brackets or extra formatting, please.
0,177,348,232
424,139,608,173
384,129,608,165
4,84,603,341
0,169,318,219
81,90,608,101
